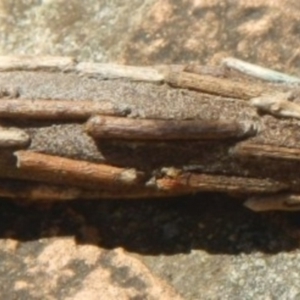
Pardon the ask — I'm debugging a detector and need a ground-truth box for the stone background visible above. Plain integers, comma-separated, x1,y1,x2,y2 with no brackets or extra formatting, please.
1,0,300,299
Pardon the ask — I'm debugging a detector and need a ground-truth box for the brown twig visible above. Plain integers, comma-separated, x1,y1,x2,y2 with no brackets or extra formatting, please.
164,70,269,99
233,143,300,161
156,171,287,194
0,99,128,120
14,151,144,188
85,115,257,140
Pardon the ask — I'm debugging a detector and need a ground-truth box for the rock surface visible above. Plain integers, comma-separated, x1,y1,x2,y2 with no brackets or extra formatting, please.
0,236,182,299
1,0,300,299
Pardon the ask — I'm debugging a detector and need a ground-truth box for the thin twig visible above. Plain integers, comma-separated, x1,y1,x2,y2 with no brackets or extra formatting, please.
223,57,300,83
76,62,164,82
14,151,144,188
164,70,269,99
0,99,128,120
0,56,76,72
244,193,300,211
233,143,300,161
85,115,257,140
156,170,287,194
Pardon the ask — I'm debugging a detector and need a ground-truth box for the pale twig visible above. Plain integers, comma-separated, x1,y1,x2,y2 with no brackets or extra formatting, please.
0,56,76,72
0,127,30,148
250,92,300,119
76,62,164,82
244,193,300,211
223,57,300,83
85,115,257,140
0,99,128,120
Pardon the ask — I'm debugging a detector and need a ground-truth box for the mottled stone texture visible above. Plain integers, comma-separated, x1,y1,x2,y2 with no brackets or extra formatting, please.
1,1,300,299
0,237,182,299
1,0,300,74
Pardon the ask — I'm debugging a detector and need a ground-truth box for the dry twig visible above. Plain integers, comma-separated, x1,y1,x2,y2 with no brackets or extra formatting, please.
0,99,127,120
156,170,287,194
0,55,76,72
0,127,30,148
164,70,269,99
250,92,300,119
15,151,144,188
86,115,256,140
244,193,300,211
233,143,300,161
223,57,300,83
